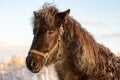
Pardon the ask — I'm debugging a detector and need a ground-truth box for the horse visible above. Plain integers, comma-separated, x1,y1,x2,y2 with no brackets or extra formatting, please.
26,5,120,80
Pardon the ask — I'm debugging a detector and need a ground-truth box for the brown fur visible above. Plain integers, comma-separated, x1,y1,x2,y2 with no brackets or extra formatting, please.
27,5,120,80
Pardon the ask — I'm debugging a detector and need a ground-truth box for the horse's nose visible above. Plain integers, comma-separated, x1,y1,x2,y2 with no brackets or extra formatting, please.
26,56,39,71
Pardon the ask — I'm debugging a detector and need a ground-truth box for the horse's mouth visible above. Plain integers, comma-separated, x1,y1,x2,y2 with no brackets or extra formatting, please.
30,67,41,73
28,66,41,73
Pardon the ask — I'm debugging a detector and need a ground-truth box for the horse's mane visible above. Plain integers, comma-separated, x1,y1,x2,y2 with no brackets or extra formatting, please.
63,15,117,75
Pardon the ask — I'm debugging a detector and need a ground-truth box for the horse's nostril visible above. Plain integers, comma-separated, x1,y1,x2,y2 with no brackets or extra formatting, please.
26,56,37,68
31,60,36,68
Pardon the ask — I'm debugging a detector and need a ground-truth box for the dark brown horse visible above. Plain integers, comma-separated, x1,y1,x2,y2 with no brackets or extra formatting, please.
26,5,120,80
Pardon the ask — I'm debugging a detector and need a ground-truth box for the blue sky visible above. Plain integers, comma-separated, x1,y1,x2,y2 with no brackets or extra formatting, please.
0,0,120,60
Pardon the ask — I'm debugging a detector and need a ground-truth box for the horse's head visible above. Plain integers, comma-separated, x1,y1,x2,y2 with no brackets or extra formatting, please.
26,6,70,73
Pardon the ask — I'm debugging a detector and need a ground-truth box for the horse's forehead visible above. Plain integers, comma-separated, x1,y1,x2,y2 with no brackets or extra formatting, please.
37,22,57,32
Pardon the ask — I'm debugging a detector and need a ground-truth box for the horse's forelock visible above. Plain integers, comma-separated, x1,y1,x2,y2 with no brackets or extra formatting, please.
33,5,59,29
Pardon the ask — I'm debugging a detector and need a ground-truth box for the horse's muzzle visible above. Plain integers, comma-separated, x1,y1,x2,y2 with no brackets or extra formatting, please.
26,54,44,73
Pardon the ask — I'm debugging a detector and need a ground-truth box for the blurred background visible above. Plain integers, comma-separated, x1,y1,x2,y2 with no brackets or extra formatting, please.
0,0,120,80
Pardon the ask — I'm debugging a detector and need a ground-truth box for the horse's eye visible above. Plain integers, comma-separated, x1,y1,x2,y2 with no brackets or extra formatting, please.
47,31,54,36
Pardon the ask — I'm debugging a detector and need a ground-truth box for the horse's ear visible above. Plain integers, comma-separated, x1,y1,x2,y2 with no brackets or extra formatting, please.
33,11,38,17
57,9,70,24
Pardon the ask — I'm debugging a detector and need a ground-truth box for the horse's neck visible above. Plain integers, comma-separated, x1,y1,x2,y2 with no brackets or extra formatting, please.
56,22,120,79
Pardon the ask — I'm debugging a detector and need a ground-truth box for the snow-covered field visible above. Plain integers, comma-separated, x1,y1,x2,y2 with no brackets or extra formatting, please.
0,55,58,80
